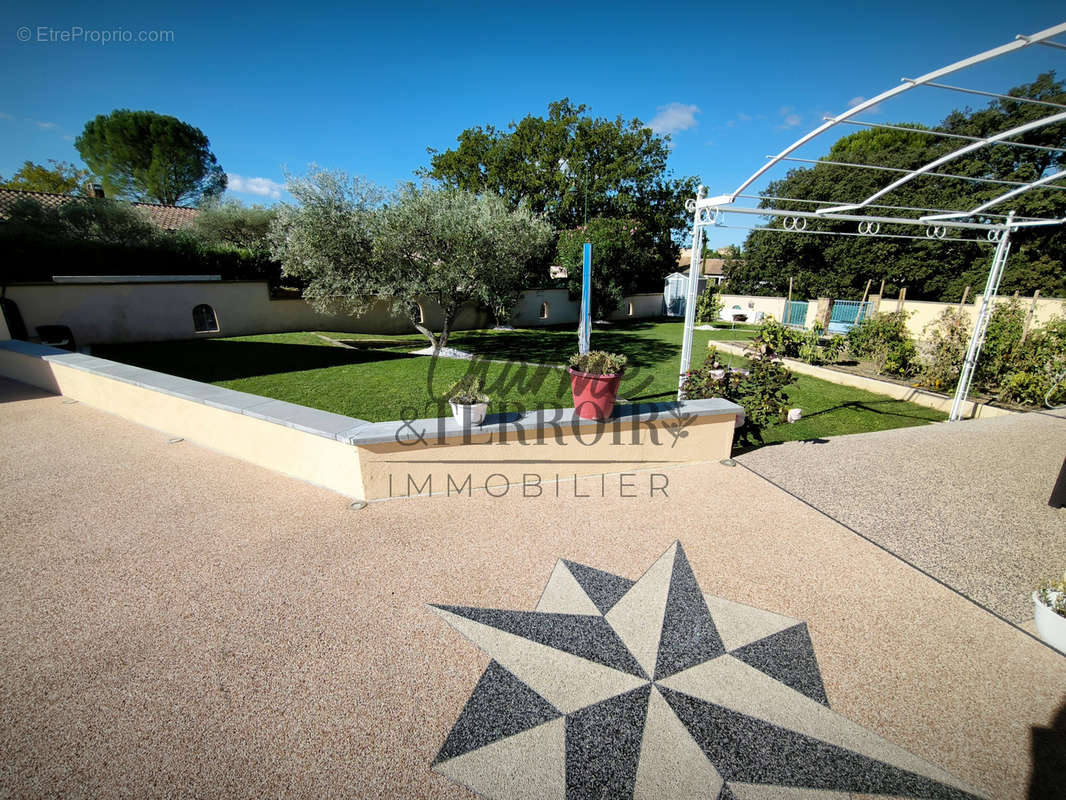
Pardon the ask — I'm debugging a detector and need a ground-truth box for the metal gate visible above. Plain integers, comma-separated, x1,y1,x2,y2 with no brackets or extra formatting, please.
827,300,873,334
784,300,808,328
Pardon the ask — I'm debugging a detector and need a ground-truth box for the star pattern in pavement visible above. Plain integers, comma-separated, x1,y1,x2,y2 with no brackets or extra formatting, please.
430,541,984,800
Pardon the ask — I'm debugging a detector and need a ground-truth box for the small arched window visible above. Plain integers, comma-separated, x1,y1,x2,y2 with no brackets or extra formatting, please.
192,304,219,333
627,301,635,317
409,303,425,324
539,302,550,319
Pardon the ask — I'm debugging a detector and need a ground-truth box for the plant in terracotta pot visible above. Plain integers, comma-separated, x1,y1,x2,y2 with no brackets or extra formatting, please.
567,351,627,421
447,376,490,427
1033,571,1066,654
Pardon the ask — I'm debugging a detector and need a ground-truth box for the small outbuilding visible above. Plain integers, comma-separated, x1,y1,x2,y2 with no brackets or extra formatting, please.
663,271,707,317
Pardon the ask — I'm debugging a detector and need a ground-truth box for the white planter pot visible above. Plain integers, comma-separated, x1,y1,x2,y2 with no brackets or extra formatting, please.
450,401,488,427
1033,591,1066,654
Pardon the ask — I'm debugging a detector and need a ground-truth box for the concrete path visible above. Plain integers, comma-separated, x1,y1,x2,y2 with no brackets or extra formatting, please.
738,409,1066,624
1,377,1064,799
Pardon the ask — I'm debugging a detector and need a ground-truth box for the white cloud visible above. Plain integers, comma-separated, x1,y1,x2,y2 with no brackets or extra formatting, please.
227,174,283,199
847,95,882,114
35,120,58,129
648,102,701,135
0,112,13,120
778,113,802,129
737,112,752,122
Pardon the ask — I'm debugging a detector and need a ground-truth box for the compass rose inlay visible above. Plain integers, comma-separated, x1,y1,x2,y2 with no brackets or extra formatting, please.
430,541,983,800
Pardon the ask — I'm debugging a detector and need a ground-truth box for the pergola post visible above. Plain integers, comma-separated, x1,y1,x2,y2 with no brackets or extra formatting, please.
678,186,707,399
949,212,1015,421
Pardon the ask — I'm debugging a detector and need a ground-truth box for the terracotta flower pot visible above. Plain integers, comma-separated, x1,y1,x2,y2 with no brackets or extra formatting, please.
567,367,623,421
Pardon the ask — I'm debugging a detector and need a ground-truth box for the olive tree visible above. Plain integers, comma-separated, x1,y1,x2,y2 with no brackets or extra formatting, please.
373,185,553,349
269,170,552,350
268,167,383,314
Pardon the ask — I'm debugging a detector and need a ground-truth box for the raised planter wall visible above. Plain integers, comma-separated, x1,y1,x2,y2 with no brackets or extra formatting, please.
711,341,1015,420
0,340,743,502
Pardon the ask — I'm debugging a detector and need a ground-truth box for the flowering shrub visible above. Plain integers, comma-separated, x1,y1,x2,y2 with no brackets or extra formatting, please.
682,346,796,446
997,315,1066,407
915,304,1066,407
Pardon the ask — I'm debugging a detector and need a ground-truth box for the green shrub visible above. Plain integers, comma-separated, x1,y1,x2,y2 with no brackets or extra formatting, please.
797,323,825,365
916,308,970,393
823,335,847,363
998,315,1066,407
973,299,1025,394
846,311,917,377
749,317,802,359
694,284,723,324
569,350,627,375
448,376,490,404
682,347,796,446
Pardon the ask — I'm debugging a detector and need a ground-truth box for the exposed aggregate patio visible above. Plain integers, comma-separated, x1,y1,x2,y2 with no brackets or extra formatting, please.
738,407,1066,624
0,376,1064,799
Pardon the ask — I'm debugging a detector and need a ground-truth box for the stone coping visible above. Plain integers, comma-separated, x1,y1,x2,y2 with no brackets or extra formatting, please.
0,339,744,448
346,399,744,446
0,339,370,442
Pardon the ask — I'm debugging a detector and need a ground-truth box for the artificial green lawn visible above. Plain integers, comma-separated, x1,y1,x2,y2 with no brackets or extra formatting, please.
94,320,945,450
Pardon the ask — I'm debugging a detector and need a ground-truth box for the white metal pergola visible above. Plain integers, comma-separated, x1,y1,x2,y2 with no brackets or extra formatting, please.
679,22,1066,420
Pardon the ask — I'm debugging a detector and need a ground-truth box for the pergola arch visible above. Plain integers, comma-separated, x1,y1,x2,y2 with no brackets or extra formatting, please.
680,22,1066,420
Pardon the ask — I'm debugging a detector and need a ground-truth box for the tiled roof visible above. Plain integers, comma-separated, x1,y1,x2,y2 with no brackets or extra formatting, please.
0,189,201,231
677,250,732,276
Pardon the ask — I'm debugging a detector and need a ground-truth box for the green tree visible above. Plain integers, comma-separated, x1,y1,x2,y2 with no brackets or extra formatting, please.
75,109,226,206
268,171,552,350
191,199,277,254
421,99,697,273
0,195,159,247
556,217,663,318
728,73,1066,300
0,160,92,195
372,185,553,348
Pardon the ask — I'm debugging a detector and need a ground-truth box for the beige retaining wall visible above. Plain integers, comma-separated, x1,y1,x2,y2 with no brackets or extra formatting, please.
712,341,1015,420
4,281,668,345
716,293,1066,339
719,294,787,323
511,288,580,326
0,340,742,503
355,409,737,501
0,344,367,499
3,281,490,344
878,295,1066,338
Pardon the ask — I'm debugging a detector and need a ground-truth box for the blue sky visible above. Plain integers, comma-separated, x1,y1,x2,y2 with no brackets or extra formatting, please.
1,0,1063,249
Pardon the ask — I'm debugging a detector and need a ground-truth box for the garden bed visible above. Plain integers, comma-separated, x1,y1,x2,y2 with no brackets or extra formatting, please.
93,320,946,452
710,340,1012,420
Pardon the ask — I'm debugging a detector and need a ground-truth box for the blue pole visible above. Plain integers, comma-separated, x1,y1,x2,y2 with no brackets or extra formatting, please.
579,242,592,354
